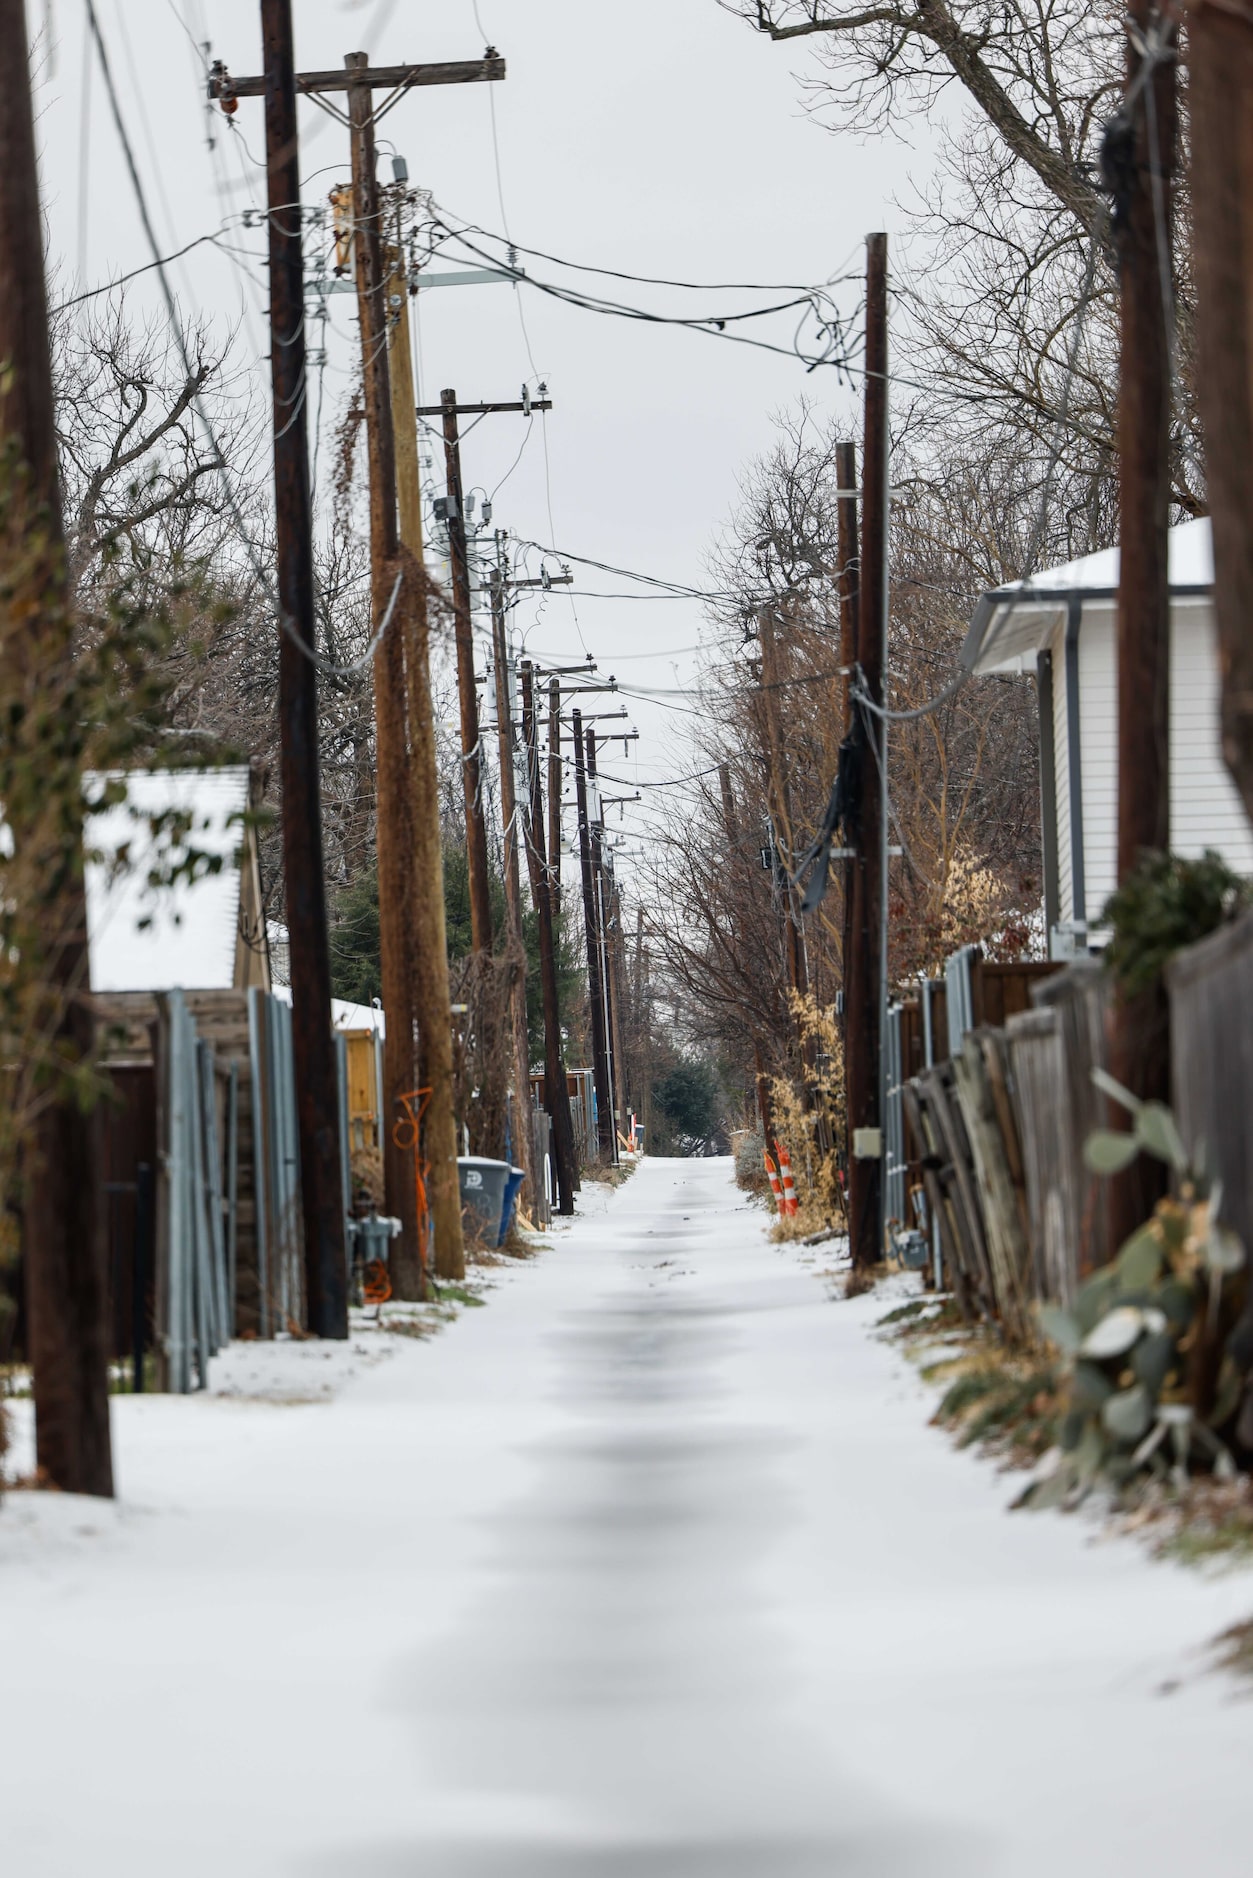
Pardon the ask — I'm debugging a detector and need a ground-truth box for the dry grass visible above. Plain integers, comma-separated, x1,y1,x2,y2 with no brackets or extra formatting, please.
594,1158,639,1190
843,1263,879,1299
1210,1619,1253,1684
877,1296,965,1338
930,1351,1062,1467
770,1207,845,1245
1110,1477,1253,1568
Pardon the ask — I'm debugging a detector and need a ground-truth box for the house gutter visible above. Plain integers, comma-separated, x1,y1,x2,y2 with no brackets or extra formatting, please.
1036,649,1060,934
1063,596,1086,926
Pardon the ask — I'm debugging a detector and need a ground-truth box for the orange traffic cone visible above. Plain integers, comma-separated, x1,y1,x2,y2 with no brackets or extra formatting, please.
777,1143,799,1217
764,1152,787,1217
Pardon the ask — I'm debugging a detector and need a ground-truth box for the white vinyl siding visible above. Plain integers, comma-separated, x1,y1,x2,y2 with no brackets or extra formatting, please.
1078,604,1118,921
1170,599,1253,874
1047,597,1253,934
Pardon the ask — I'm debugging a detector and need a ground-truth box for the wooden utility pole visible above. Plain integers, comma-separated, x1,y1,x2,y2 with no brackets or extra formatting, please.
586,728,625,1152
835,441,860,734
211,43,504,1291
261,0,347,1338
439,387,494,957
1104,8,1177,1244
416,390,553,959
606,876,630,1143
757,603,809,1014
2,0,112,1495
846,234,888,1271
1188,3,1253,825
488,560,539,1211
836,437,860,1163
548,678,563,924
386,250,465,1285
520,662,579,1212
573,710,615,1159
344,52,421,1280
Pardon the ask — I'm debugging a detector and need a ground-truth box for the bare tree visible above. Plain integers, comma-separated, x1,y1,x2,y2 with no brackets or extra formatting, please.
723,0,1116,244
726,4,1202,532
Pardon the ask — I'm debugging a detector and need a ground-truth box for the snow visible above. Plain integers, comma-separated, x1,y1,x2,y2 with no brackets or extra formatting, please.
83,766,251,991
270,984,387,1033
990,513,1214,600
3,1156,1253,1875
964,516,1215,674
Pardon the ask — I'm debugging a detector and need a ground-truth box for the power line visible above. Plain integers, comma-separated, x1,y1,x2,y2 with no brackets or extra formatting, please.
82,0,401,683
423,214,858,375
438,217,863,296
509,537,729,600
51,228,236,312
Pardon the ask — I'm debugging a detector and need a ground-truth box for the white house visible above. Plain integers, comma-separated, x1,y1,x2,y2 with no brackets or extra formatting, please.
960,517,1253,957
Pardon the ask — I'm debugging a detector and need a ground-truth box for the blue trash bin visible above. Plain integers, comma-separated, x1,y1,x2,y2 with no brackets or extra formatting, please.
499,1166,526,1245
457,1157,511,1244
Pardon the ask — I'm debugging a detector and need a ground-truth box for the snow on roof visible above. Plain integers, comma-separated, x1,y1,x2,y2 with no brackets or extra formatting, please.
85,767,251,993
272,984,386,1034
962,516,1214,675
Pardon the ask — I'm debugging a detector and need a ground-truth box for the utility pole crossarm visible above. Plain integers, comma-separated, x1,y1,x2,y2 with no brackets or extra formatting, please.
417,400,551,417
210,55,506,98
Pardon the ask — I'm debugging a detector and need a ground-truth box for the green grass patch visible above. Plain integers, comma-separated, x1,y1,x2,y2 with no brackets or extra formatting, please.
876,1298,937,1329
421,1281,486,1311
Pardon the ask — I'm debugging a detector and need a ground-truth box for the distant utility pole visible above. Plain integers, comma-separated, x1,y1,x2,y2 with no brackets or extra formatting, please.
386,245,464,1286
260,0,347,1338
846,233,888,1272
757,602,810,1015
572,708,615,1159
520,661,579,1213
606,875,630,1143
585,726,624,1154
1190,2,1253,827
420,390,554,958
488,556,539,1212
1,0,112,1495
835,437,861,1136
1103,5,1177,1244
345,53,419,1281
210,41,504,1290
548,678,563,923
438,388,493,955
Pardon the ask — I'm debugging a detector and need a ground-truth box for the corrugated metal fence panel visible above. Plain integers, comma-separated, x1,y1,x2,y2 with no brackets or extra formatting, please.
245,987,306,1336
945,947,977,1057
160,991,230,1392
1168,910,1253,1260
884,1005,906,1229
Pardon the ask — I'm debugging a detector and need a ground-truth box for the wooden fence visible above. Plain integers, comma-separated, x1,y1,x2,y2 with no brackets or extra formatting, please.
906,921,1253,1342
1168,909,1253,1260
902,961,1112,1337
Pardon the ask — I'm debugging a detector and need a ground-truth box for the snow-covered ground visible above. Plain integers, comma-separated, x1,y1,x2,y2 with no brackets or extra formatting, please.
3,1157,1252,1876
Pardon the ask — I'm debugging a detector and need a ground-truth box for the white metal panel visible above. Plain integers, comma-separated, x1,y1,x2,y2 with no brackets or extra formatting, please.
1170,600,1253,872
84,767,249,991
1078,606,1118,921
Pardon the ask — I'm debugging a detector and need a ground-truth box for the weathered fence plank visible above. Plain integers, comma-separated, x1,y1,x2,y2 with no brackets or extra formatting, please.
1168,908,1253,1260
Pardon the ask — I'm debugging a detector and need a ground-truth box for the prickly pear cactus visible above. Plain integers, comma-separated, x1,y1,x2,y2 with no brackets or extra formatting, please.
1020,1075,1247,1509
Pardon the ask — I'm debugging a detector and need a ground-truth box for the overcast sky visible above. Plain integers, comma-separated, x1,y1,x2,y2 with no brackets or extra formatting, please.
33,0,929,823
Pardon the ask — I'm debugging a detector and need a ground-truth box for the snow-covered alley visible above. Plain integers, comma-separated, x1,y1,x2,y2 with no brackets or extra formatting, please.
3,1156,1253,1876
